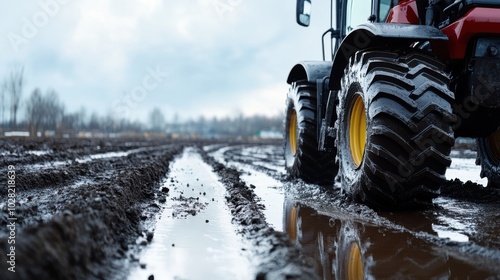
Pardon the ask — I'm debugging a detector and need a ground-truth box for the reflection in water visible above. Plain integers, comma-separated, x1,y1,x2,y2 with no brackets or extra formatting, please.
282,198,495,279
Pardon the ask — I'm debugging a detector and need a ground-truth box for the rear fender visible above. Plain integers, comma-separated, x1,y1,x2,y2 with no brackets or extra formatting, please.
287,61,332,85
287,61,333,144
328,23,448,90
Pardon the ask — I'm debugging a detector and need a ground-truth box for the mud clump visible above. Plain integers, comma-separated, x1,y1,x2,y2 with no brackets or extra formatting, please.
171,196,208,218
441,179,500,203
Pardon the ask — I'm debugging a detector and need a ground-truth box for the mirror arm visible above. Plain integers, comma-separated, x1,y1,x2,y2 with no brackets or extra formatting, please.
321,28,340,61
444,0,462,13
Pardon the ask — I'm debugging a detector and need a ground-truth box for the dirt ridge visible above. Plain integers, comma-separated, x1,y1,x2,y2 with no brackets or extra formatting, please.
0,140,183,280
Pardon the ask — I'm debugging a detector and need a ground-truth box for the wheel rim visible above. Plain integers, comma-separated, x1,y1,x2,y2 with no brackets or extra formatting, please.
349,94,367,168
289,109,298,156
487,129,500,163
347,242,364,280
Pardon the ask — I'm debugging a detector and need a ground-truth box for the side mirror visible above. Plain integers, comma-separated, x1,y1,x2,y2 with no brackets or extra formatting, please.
296,0,312,27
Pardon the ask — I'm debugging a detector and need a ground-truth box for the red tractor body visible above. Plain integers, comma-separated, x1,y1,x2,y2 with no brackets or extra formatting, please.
386,0,421,24
441,7,500,59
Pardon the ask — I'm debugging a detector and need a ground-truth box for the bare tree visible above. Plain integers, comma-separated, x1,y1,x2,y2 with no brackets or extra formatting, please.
61,113,79,134
0,82,6,127
5,66,25,128
42,90,64,131
25,89,64,137
149,107,165,131
25,88,44,136
89,112,100,130
78,106,87,130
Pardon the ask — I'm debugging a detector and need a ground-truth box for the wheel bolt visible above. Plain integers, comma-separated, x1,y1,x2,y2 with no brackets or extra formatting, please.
488,46,498,57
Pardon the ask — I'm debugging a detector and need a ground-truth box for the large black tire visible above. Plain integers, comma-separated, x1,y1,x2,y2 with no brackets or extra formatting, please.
335,50,456,209
284,81,338,185
476,129,500,187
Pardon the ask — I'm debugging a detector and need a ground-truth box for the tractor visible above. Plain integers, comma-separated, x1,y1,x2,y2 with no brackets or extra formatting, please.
284,0,500,209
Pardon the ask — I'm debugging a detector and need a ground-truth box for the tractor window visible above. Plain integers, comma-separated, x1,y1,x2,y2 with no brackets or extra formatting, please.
378,0,392,21
346,0,372,33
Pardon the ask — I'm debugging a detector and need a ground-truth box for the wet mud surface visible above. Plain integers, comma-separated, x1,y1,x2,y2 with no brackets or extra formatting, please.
0,138,499,279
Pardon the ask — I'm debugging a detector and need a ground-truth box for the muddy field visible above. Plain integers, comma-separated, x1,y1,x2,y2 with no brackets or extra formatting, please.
0,138,499,279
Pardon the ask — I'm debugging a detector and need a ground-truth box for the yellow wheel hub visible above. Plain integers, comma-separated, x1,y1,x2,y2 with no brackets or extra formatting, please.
288,205,297,241
488,129,500,161
347,242,364,280
349,94,367,168
289,110,298,156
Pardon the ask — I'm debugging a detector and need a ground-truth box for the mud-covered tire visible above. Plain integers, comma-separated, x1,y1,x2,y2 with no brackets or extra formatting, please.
335,50,456,209
284,81,338,185
476,129,500,187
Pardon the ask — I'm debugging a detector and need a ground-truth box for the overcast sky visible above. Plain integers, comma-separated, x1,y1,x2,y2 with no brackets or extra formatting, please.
1,0,330,122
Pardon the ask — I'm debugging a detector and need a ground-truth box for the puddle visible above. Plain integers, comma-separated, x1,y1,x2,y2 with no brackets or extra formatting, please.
282,199,498,279
129,148,253,280
79,146,163,161
431,197,500,248
209,145,286,174
202,144,226,153
238,146,286,174
68,179,95,189
208,145,234,165
76,151,130,163
26,150,51,156
207,145,286,230
432,224,469,242
206,144,500,279
238,165,285,230
24,147,147,170
26,160,70,170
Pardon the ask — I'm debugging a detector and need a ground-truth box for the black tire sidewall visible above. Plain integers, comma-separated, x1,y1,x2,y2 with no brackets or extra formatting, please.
284,82,338,185
337,80,368,193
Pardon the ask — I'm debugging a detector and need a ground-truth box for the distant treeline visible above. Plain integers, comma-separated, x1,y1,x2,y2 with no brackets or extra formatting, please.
0,67,283,138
